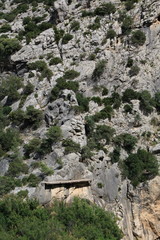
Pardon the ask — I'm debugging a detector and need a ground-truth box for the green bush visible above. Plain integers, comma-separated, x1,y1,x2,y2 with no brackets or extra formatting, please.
124,0,138,11
110,146,121,163
62,33,73,44
95,125,115,144
9,109,25,126
91,96,102,105
92,106,114,122
0,23,11,33
123,149,158,186
50,78,79,101
114,133,137,153
139,90,154,115
102,87,109,96
0,196,123,240
121,16,133,35
24,138,41,158
76,92,89,112
122,88,138,102
0,128,21,153
39,162,54,176
24,106,43,129
21,16,52,43
70,20,80,31
88,53,96,60
106,29,116,39
46,126,62,143
124,104,133,113
54,27,64,44
0,176,22,196
22,173,41,187
154,92,160,112
0,38,21,65
94,3,116,16
88,17,101,30
81,10,94,17
92,60,106,81
64,69,80,80
23,82,34,95
49,57,62,65
129,65,140,77
36,138,52,156
126,57,133,67
81,146,93,161
28,60,53,80
131,30,146,46
7,152,29,177
0,75,23,105
85,116,95,137
62,139,81,154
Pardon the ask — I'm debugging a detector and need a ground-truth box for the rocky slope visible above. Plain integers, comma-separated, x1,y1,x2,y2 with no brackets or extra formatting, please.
0,0,160,239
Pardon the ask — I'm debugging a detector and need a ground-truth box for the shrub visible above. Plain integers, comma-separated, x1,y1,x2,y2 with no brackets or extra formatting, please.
0,128,21,152
22,173,41,187
81,10,94,17
9,109,25,126
92,106,114,122
88,17,100,30
139,90,154,115
106,29,116,39
62,139,81,154
7,152,29,177
124,104,133,113
0,23,11,33
40,162,54,176
128,65,140,77
0,197,123,239
0,176,22,196
0,38,21,67
122,88,138,102
36,137,54,157
123,149,158,186
81,146,93,161
102,87,108,96
154,92,160,112
91,96,102,105
24,138,41,158
54,27,64,44
28,60,53,80
124,0,138,11
24,106,43,129
64,69,80,80
126,57,133,67
70,20,80,31
46,126,62,143
110,146,121,163
76,93,89,112
111,92,122,109
131,30,146,46
114,133,137,152
49,57,62,65
50,78,79,101
92,60,106,81
88,53,96,60
94,3,116,16
121,16,133,35
23,82,34,95
95,125,115,144
85,116,95,137
62,33,73,44
0,75,23,104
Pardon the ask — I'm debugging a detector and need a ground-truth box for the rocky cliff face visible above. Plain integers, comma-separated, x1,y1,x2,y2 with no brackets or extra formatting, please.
0,0,160,239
